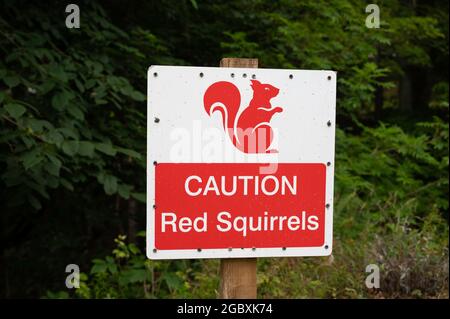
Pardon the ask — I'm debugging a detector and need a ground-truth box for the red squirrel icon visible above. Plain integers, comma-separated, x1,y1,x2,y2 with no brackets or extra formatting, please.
203,80,283,153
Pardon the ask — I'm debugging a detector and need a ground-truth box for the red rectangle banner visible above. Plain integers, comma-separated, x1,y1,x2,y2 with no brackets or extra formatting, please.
154,163,326,250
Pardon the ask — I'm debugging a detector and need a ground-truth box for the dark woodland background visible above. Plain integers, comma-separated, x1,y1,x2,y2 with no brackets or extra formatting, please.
0,0,448,298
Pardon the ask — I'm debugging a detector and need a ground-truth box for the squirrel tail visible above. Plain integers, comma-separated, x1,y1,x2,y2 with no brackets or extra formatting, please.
203,81,240,132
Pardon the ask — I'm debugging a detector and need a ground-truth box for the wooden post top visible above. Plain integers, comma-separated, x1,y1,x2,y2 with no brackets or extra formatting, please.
220,58,259,68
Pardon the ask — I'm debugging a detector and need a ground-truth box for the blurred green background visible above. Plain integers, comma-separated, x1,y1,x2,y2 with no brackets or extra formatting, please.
0,0,448,298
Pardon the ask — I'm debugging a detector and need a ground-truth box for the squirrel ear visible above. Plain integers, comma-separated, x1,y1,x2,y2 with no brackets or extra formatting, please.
250,79,261,86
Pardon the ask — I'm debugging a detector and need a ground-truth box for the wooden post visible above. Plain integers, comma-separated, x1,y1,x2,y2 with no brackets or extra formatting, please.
220,57,258,68
218,57,258,299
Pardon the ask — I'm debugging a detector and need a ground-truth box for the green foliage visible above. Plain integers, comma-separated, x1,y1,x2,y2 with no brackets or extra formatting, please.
0,1,148,216
50,234,218,299
335,120,449,225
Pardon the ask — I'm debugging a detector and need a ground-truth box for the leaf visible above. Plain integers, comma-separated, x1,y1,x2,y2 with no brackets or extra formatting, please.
20,135,35,149
68,106,84,120
27,119,53,133
131,192,146,203
190,0,198,10
58,127,78,140
78,141,95,157
105,256,115,264
103,174,118,195
118,184,132,199
3,75,20,88
45,162,61,176
136,231,146,238
103,256,119,274
74,79,85,93
62,140,79,156
46,175,59,189
85,79,96,89
116,147,142,159
44,130,64,146
60,178,74,191
90,260,107,274
96,172,105,184
94,98,107,105
161,272,183,290
22,149,43,170
130,90,146,101
45,158,61,176
107,263,118,274
0,91,5,104
119,269,147,285
96,143,116,156
128,243,140,255
49,65,69,82
4,103,26,119
38,80,55,94
51,91,72,111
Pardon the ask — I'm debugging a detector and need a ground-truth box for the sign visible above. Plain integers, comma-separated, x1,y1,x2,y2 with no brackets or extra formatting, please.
147,66,336,259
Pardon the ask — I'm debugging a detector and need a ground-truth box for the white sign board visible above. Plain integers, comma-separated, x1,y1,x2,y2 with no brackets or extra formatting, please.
147,65,336,259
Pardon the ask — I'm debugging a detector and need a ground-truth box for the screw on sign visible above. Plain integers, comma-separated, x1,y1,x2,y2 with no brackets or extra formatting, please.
147,58,337,298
